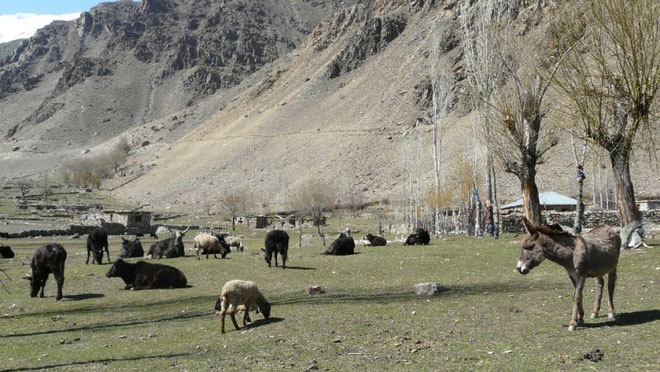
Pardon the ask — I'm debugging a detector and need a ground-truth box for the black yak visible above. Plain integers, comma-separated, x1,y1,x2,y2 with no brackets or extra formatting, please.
324,232,355,255
364,233,387,246
86,229,110,264
147,227,189,259
29,243,67,300
0,244,14,258
262,230,289,269
404,228,431,246
119,237,144,258
105,259,187,290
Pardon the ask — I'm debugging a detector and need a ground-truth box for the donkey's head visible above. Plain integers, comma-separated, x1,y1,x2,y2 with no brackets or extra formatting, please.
517,217,546,275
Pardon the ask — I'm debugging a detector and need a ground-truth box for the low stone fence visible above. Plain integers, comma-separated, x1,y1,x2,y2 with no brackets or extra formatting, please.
502,210,660,232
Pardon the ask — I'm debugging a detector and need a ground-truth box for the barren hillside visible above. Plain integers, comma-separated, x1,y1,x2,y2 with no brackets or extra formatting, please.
1,0,658,211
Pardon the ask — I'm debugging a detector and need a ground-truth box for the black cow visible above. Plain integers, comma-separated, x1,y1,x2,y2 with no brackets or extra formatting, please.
29,243,67,300
324,233,356,255
404,228,431,246
105,259,187,290
0,245,14,258
262,230,289,269
119,237,144,258
364,233,387,247
86,229,110,264
147,227,189,259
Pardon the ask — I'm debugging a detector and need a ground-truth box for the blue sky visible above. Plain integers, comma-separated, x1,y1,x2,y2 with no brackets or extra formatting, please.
0,1,122,43
0,1,105,15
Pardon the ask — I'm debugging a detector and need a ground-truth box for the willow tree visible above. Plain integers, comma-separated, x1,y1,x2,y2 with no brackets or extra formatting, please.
553,0,660,226
490,45,564,224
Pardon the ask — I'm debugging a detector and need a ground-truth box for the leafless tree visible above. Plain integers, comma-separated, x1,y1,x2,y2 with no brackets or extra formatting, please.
291,178,335,246
429,34,453,235
17,180,31,200
219,188,251,231
459,0,507,235
553,0,660,226
489,42,564,224
571,130,588,232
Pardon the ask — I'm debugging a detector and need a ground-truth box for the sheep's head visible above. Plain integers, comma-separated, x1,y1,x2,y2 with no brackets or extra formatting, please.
259,301,271,319
214,298,223,311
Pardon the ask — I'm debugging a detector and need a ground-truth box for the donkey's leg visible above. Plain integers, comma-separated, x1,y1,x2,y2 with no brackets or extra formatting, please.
591,277,604,319
607,269,617,319
569,276,586,331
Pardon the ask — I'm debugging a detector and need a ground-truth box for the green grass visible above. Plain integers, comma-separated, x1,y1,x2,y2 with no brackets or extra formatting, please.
0,233,658,371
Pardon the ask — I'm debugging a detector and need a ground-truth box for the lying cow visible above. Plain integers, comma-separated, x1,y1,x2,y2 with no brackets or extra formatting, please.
105,259,188,290
119,237,144,258
0,244,14,258
86,228,110,264
147,227,189,259
29,243,67,300
404,228,431,246
324,232,355,255
364,233,387,246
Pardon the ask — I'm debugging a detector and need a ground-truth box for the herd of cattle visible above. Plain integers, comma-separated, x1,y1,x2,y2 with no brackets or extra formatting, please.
0,226,431,332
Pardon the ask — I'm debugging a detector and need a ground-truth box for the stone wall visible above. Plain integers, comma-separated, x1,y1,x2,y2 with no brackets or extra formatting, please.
502,210,660,232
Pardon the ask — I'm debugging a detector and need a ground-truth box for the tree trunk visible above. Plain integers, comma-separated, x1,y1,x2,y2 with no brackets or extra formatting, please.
609,150,640,226
492,163,500,238
574,176,585,233
231,216,235,231
521,177,542,225
299,220,304,248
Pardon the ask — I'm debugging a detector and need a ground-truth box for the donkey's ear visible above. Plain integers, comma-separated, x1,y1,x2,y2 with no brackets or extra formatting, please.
522,217,537,235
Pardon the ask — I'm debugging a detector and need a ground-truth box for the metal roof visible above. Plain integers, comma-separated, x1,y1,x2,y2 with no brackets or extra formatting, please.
501,191,578,210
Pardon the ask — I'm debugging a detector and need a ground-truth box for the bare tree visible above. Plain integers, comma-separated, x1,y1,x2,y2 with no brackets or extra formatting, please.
430,34,453,236
459,0,507,236
490,46,563,224
571,130,588,232
291,178,335,246
17,180,31,200
553,0,660,226
219,188,250,231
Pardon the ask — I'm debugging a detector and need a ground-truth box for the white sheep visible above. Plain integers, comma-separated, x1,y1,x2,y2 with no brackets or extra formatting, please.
215,280,271,333
225,236,245,252
193,233,228,260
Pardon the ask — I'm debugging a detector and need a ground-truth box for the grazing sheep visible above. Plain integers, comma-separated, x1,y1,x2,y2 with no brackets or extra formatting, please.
263,230,289,269
225,236,245,252
29,243,67,300
216,280,271,333
194,233,229,260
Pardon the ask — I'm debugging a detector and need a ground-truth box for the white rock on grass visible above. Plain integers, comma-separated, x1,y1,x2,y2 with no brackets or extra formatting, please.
413,282,449,296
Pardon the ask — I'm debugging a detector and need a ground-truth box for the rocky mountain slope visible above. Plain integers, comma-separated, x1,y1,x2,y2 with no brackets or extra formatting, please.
1,0,658,212
0,0,356,179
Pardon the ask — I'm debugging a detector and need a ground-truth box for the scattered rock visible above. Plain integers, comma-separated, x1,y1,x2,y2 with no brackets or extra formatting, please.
583,349,604,362
304,360,319,371
413,282,449,296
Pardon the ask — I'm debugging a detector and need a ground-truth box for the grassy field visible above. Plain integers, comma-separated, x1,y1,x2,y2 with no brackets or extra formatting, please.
0,228,658,371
